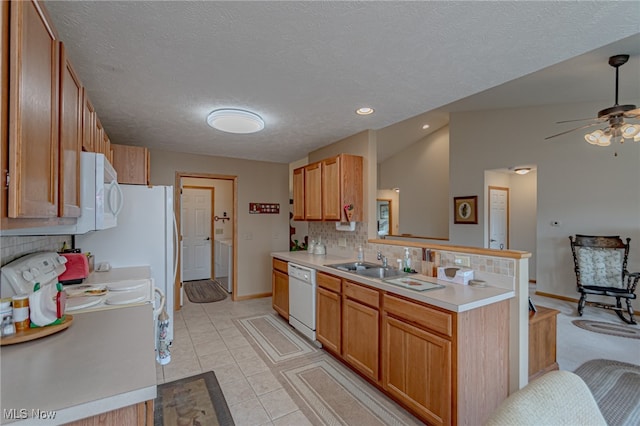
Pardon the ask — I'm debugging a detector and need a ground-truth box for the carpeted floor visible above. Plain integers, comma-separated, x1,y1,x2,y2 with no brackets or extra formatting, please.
574,359,640,426
154,371,234,426
184,279,228,303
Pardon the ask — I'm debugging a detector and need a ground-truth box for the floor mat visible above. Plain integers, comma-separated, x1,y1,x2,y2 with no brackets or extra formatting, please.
154,371,234,426
574,359,640,425
572,319,640,340
184,279,228,303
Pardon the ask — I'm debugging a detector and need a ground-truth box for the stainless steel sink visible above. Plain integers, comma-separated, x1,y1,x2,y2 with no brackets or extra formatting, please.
327,262,406,279
358,267,406,279
326,262,381,272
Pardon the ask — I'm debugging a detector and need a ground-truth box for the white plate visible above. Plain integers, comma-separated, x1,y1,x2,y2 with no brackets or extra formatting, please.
104,291,147,305
66,296,103,311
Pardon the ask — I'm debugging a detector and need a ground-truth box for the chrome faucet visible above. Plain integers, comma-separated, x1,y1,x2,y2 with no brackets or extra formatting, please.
376,251,388,268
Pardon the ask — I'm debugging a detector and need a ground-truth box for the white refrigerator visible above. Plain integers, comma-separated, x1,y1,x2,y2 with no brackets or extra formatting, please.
76,185,177,344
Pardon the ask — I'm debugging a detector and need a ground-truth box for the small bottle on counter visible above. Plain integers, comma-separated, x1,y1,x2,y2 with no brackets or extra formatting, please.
357,245,364,263
12,294,30,332
1,299,15,337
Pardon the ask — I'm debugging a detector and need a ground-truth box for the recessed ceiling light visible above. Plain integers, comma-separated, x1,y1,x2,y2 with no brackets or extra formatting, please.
206,109,265,134
356,107,374,115
422,124,430,130
514,167,532,175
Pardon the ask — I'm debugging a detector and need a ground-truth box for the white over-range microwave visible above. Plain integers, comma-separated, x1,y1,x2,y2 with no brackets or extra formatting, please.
1,152,124,236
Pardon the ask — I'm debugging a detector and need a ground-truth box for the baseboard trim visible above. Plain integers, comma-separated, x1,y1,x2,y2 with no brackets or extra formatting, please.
234,292,272,301
534,291,579,303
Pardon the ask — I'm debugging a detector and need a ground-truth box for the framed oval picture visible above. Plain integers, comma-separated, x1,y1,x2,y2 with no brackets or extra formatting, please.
454,196,478,224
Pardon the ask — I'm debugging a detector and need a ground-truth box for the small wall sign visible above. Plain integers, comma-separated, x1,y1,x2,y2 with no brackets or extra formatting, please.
249,203,280,214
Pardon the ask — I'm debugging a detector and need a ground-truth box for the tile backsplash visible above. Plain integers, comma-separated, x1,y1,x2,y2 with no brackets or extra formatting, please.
1,236,70,266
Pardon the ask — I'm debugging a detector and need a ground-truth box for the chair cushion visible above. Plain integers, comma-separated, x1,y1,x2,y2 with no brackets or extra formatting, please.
576,247,624,289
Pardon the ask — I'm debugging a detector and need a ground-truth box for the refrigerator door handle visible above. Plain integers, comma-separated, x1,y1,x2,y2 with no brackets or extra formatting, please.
172,212,179,283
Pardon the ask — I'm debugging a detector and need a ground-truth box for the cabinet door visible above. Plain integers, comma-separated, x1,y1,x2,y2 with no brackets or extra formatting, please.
1,1,9,220
81,89,95,152
111,144,149,185
292,167,305,220
8,0,59,218
316,286,341,354
58,43,82,218
95,117,104,156
272,269,289,320
321,156,341,220
382,315,451,426
342,297,379,381
304,162,322,220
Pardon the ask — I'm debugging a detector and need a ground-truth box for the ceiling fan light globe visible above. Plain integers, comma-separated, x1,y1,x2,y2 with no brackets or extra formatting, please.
584,133,599,144
597,133,612,145
621,123,640,139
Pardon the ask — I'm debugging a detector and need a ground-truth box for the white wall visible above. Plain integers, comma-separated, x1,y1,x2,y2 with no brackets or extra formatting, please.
150,149,290,298
378,125,449,239
450,99,640,308
509,170,537,280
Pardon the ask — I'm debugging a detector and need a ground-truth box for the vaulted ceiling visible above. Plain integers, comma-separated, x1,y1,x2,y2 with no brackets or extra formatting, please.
44,1,640,163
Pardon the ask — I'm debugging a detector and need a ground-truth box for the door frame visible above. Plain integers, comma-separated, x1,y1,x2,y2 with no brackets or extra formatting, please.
182,185,215,280
175,172,238,310
488,185,510,250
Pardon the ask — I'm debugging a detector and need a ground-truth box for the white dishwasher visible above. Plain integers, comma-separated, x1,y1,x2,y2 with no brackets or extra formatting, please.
288,262,317,342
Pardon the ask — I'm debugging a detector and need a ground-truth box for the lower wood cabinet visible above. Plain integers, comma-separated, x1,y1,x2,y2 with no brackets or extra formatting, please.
313,273,510,426
64,400,153,426
528,305,560,381
316,286,341,354
271,259,289,320
383,314,451,425
342,280,380,382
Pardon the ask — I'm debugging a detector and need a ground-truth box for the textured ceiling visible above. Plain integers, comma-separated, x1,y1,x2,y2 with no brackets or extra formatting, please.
44,1,640,164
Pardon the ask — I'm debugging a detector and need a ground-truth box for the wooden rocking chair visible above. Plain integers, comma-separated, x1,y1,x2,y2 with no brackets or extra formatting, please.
569,235,639,324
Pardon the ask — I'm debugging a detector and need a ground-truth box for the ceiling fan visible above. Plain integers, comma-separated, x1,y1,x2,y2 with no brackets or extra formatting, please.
545,54,640,146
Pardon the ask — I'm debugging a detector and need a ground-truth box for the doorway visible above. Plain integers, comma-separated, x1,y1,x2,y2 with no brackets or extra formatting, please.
376,198,392,237
488,186,509,250
174,172,238,310
182,187,213,281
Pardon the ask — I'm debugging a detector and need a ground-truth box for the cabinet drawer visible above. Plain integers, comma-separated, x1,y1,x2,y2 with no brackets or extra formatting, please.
383,294,452,337
317,272,341,293
344,280,380,309
272,258,288,274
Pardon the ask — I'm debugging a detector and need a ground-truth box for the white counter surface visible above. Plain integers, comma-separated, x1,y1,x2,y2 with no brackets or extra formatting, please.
272,251,514,312
0,304,156,425
84,265,151,284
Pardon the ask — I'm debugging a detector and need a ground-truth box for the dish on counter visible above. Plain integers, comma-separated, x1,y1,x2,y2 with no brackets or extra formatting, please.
382,276,445,292
65,285,108,297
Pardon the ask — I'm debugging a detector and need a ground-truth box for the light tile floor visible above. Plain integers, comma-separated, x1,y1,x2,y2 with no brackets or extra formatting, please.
157,290,640,425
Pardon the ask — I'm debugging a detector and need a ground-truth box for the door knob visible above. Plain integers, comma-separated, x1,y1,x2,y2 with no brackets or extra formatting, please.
205,237,210,240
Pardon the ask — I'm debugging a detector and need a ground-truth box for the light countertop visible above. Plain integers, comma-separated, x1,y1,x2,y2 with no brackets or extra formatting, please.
0,304,156,425
272,251,514,312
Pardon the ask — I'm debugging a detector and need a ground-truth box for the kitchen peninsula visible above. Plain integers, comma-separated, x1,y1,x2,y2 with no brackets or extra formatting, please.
0,304,156,425
272,250,515,425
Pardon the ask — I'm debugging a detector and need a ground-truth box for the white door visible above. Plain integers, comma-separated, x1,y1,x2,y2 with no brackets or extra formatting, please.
182,188,212,281
489,187,509,250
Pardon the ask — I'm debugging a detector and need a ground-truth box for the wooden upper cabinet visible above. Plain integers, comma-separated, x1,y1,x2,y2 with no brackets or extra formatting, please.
293,154,363,222
322,154,363,222
111,144,149,185
95,117,104,155
1,1,9,221
102,131,111,162
8,0,59,218
81,89,95,152
292,167,304,220
58,42,82,218
304,161,322,220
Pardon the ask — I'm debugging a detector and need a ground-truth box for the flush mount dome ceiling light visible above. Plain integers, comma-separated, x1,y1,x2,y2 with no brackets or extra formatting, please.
206,109,265,134
513,167,532,175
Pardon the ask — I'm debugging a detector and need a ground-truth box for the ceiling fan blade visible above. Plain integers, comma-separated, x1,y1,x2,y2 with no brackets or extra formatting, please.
623,108,640,118
545,122,602,140
555,117,599,124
